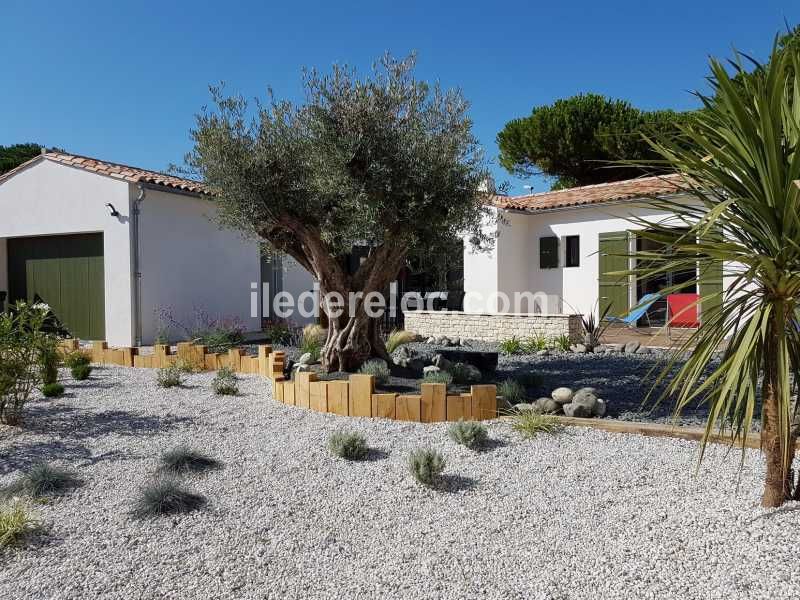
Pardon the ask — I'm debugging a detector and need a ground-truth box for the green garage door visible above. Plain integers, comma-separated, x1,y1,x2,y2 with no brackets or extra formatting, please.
7,234,105,340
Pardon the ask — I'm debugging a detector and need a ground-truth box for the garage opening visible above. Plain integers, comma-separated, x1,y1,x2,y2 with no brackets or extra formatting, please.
7,233,105,340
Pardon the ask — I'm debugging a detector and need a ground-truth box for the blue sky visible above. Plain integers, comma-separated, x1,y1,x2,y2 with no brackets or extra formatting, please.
2,1,798,195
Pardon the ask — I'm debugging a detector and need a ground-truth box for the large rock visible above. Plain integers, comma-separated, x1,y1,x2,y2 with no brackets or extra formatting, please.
572,390,599,412
624,341,641,354
432,353,452,371
570,344,588,354
593,399,607,417
611,343,625,353
439,349,498,373
563,402,592,418
426,337,436,344
423,365,441,376
297,352,312,365
536,349,551,357
449,362,482,384
515,403,536,412
551,387,574,404
533,397,561,414
635,346,652,355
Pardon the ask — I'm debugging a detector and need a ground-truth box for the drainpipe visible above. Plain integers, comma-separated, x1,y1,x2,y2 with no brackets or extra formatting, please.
132,184,146,346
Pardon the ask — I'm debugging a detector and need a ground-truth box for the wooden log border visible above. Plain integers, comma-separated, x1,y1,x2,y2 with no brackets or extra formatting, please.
57,339,498,424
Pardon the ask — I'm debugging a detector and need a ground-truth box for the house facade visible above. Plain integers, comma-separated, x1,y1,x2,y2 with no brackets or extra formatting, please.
458,175,725,331
0,151,313,347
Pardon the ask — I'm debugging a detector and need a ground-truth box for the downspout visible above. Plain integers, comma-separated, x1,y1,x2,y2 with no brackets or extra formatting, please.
132,184,146,346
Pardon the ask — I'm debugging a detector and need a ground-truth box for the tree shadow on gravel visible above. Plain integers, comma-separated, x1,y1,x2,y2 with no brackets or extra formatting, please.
362,448,390,462
20,403,194,440
435,474,478,493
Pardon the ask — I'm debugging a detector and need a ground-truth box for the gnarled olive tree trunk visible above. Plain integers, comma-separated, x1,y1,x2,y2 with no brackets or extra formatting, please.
268,220,407,373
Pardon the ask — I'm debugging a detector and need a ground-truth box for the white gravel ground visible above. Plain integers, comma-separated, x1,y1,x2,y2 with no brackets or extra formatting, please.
1,366,798,600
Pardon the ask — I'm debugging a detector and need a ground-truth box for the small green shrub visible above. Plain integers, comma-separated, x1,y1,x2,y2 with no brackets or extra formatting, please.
299,335,322,363
212,367,239,396
70,363,92,381
358,359,390,385
175,356,203,374
39,340,61,386
263,321,293,345
422,370,453,385
521,333,549,353
447,419,488,450
511,412,562,439
497,379,526,405
131,478,206,518
498,336,523,355
1,463,81,499
156,365,183,388
159,446,221,474
386,329,417,354
63,349,92,370
551,334,571,352
41,383,65,398
0,502,41,548
328,431,369,460
408,448,446,487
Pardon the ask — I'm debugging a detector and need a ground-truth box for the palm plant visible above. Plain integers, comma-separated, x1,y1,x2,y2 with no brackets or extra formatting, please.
632,41,800,507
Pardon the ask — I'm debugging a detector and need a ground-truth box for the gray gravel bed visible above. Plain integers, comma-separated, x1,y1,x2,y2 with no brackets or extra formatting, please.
0,366,797,599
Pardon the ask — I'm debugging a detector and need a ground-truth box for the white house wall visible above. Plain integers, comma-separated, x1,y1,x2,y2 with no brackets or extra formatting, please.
136,186,262,344
463,200,701,319
0,160,134,345
463,207,500,312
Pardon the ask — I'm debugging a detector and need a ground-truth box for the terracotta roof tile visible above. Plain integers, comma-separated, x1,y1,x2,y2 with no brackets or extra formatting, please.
0,151,211,195
494,174,686,212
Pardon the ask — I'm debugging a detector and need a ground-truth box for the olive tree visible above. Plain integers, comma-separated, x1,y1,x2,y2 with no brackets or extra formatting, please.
186,54,492,371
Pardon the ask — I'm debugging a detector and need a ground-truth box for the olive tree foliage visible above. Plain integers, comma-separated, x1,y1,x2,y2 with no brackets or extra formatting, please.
186,54,493,371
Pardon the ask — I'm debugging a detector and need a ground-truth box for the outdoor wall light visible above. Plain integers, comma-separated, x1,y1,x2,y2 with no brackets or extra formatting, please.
106,203,120,217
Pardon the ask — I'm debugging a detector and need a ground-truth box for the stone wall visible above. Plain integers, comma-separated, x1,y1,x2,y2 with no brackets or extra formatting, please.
403,311,583,343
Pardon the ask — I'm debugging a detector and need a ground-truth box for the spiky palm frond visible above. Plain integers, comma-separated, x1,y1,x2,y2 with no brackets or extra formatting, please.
626,40,800,506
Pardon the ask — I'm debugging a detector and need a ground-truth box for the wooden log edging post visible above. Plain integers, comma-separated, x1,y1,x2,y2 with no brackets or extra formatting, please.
60,338,499,424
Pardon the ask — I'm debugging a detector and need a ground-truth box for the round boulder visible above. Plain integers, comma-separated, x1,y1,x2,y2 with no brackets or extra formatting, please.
592,399,607,417
563,402,592,418
551,387,574,404
533,397,561,414
624,341,641,354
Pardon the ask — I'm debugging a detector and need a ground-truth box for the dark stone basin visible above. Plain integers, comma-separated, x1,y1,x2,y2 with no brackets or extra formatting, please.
439,349,498,373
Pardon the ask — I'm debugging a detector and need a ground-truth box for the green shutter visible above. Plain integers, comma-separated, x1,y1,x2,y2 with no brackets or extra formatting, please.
7,234,105,340
539,236,559,269
699,260,723,324
598,231,630,318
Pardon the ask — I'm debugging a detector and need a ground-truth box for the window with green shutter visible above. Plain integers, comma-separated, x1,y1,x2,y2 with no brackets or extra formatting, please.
539,236,559,269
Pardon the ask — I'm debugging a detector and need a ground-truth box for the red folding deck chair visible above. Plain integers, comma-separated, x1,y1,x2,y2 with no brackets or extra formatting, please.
666,293,700,341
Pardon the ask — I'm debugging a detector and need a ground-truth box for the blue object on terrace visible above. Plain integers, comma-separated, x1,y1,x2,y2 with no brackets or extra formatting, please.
605,293,662,327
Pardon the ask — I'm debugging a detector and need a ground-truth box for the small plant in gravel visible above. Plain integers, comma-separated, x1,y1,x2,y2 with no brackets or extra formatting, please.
0,502,41,548
328,431,369,460
156,365,183,388
498,336,523,355
422,370,453,385
131,478,207,518
521,332,549,353
358,359,390,385
408,448,446,487
159,446,221,474
212,367,239,396
175,357,204,374
447,419,488,450
38,339,62,386
63,349,92,370
497,379,526,405
385,329,416,354
551,334,571,352
41,383,65,398
70,363,92,381
511,412,562,439
1,463,82,499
